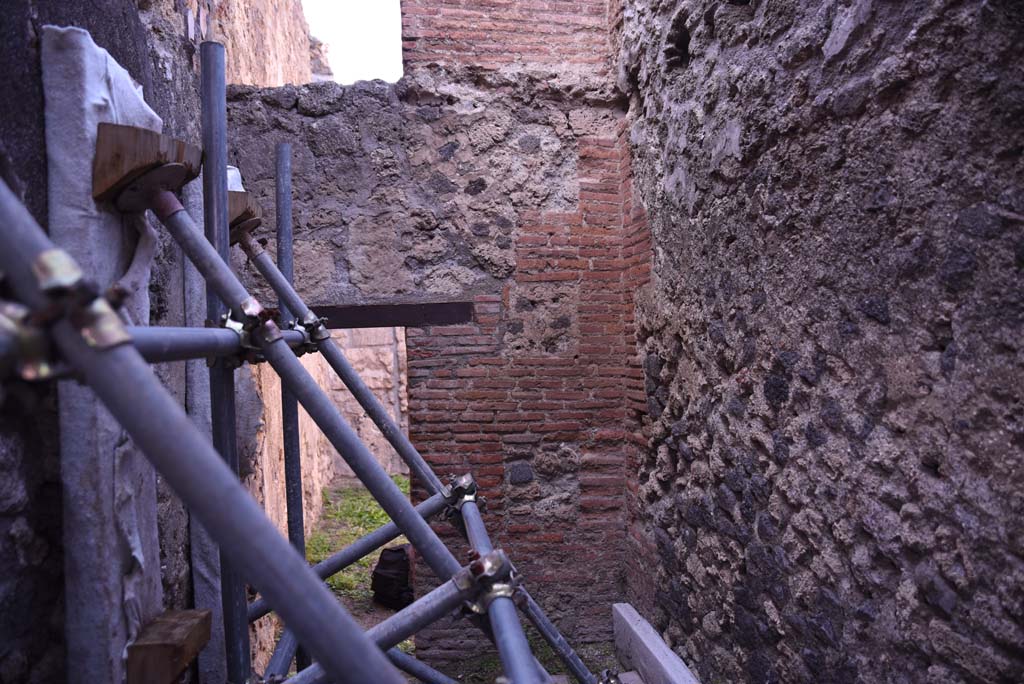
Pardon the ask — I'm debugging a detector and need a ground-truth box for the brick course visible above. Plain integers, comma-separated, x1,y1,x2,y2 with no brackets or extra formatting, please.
401,0,612,72
409,134,651,658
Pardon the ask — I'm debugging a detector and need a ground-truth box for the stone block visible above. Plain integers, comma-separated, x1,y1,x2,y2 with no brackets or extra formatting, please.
613,604,699,684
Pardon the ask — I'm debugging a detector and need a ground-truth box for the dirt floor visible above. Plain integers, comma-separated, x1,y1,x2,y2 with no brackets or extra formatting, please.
305,476,620,683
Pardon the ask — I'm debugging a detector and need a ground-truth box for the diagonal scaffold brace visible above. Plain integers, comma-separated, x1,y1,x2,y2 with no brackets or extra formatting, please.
231,220,605,684
101,139,547,683
0,181,404,684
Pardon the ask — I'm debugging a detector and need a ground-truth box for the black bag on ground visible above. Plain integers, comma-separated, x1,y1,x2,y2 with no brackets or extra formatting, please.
371,544,414,610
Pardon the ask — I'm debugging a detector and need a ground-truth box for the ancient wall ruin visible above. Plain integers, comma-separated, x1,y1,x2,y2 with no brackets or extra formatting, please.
1,2,206,679
3,0,1022,682
618,1,1024,682
224,17,650,654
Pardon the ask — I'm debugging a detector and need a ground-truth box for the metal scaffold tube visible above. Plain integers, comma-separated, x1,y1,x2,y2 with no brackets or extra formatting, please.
275,141,310,673
264,629,300,680
0,180,405,684
386,649,459,684
288,562,490,684
247,491,449,622
200,40,249,683
317,339,446,494
518,590,599,684
128,326,306,363
460,501,542,684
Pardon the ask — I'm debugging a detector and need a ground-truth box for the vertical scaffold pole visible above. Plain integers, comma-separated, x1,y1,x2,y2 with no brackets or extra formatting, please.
461,501,542,684
0,180,406,684
275,141,310,672
201,40,250,684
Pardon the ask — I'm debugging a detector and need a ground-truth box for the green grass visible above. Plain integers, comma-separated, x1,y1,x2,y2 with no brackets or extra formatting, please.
306,475,411,600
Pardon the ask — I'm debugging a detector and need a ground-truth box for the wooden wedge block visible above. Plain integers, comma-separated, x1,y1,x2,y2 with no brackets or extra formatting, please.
126,609,212,684
228,190,262,226
93,123,202,202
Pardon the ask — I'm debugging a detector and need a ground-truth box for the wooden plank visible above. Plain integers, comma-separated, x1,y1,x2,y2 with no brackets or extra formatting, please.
127,609,212,684
312,301,475,329
92,123,202,201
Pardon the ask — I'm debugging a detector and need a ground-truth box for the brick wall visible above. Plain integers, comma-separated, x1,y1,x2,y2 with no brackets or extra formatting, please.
394,0,656,662
612,116,658,619
401,0,612,73
408,129,650,657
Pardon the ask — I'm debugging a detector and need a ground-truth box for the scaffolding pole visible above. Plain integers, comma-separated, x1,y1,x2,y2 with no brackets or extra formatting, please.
200,40,250,683
235,229,595,683
247,490,449,622
128,326,307,363
274,141,310,673
461,501,538,684
0,180,405,684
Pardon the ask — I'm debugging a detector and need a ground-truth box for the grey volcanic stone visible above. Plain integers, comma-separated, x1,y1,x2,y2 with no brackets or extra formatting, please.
620,0,1024,682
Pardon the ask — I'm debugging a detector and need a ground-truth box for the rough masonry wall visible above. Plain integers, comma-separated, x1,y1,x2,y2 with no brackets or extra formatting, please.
213,0,312,85
224,50,645,653
618,1,1024,683
1,2,205,680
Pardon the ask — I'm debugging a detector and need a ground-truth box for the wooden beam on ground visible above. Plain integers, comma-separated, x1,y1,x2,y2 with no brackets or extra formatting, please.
312,301,475,329
127,609,212,684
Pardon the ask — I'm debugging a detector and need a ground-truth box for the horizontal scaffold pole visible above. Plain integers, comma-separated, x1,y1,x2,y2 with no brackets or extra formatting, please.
128,325,308,363
0,179,404,684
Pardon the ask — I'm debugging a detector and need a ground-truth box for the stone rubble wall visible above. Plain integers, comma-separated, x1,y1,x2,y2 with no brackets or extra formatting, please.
617,1,1024,683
